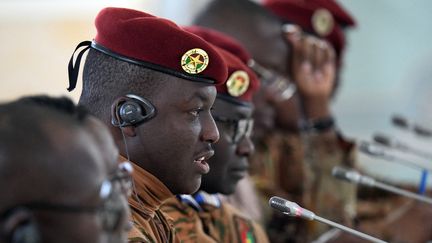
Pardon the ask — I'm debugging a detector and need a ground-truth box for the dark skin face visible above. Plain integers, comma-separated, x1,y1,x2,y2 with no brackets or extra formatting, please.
196,4,290,138
249,25,300,133
198,5,336,133
200,98,254,195
83,117,130,243
0,119,129,243
120,78,219,195
251,27,336,132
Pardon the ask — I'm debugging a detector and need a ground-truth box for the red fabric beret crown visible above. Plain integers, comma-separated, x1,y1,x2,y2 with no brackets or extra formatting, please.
93,7,227,85
263,0,356,61
184,26,260,105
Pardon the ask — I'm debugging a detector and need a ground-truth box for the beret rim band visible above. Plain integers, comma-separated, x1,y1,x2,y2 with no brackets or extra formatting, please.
216,94,252,107
91,41,216,85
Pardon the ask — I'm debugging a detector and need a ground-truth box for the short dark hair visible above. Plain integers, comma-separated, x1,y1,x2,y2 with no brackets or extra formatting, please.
0,96,107,210
79,49,169,123
18,95,89,122
0,96,88,182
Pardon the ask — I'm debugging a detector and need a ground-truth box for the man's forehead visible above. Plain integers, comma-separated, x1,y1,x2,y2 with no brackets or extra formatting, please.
213,99,253,119
159,79,217,105
187,86,217,103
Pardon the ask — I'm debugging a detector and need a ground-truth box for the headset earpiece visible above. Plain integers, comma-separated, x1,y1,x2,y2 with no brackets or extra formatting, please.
111,94,156,127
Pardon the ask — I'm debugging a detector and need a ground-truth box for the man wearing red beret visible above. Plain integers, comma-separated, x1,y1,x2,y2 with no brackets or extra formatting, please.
161,26,269,243
67,7,228,243
195,0,357,242
262,0,357,239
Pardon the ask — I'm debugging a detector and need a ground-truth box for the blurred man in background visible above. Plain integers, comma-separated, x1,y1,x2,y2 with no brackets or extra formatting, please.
0,96,130,243
195,0,357,241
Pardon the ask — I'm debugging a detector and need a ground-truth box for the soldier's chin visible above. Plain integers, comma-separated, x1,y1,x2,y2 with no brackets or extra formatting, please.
185,176,202,195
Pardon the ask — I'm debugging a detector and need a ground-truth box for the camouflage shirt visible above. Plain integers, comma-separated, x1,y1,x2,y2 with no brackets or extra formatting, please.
236,130,357,242
125,160,179,243
162,191,269,243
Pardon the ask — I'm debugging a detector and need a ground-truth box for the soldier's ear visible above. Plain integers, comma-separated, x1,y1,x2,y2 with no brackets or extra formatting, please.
121,126,137,137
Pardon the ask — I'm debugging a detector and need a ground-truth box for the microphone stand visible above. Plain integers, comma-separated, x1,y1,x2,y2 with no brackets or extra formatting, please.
313,215,385,243
332,167,432,205
269,196,387,243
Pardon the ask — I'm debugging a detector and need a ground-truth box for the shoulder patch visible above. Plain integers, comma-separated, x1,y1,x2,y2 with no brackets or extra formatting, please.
233,216,256,243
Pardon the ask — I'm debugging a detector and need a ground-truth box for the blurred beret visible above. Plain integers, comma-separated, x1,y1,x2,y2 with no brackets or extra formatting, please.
183,26,252,64
67,7,228,91
263,0,356,60
185,26,260,105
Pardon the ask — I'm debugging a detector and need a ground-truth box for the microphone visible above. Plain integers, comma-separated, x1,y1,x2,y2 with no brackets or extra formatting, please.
332,166,376,187
332,167,432,205
392,114,432,137
373,133,408,151
269,196,387,243
360,141,432,194
373,133,432,160
359,141,432,172
359,141,390,159
268,196,315,220
392,114,409,129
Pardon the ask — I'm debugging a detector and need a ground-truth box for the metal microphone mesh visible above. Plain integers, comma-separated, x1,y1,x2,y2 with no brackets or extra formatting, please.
269,196,289,213
414,125,432,137
332,166,349,181
373,133,392,147
392,115,409,128
358,142,374,155
358,141,385,157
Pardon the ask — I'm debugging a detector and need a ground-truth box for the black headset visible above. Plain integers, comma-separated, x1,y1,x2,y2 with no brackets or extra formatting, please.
111,94,156,127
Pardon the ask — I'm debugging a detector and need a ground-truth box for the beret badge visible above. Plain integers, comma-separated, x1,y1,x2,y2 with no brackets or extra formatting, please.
226,70,250,97
311,8,334,37
181,48,209,74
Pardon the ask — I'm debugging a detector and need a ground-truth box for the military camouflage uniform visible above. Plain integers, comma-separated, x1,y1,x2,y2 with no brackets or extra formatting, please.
242,130,357,242
303,131,357,238
125,158,179,243
162,191,269,243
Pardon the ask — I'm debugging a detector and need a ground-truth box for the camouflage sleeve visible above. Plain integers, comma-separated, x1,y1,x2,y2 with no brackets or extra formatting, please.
128,224,154,243
161,198,215,243
302,130,357,236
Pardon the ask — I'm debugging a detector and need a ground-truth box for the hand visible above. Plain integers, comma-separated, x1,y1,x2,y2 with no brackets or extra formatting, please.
284,27,336,119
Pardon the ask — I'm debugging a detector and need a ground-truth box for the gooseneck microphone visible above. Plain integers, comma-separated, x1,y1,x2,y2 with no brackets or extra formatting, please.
269,196,387,243
332,167,432,205
373,133,432,160
359,141,432,172
392,114,432,137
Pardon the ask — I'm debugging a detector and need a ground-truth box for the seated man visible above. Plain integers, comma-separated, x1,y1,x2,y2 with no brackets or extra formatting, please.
0,95,131,243
162,26,268,243
196,1,356,241
67,7,228,242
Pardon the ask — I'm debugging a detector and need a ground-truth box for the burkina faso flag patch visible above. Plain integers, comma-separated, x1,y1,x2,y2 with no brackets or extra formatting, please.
234,216,256,243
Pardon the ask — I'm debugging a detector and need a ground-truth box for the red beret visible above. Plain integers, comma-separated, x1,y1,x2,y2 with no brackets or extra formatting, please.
263,0,356,60
75,7,227,87
184,26,260,105
183,26,252,64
